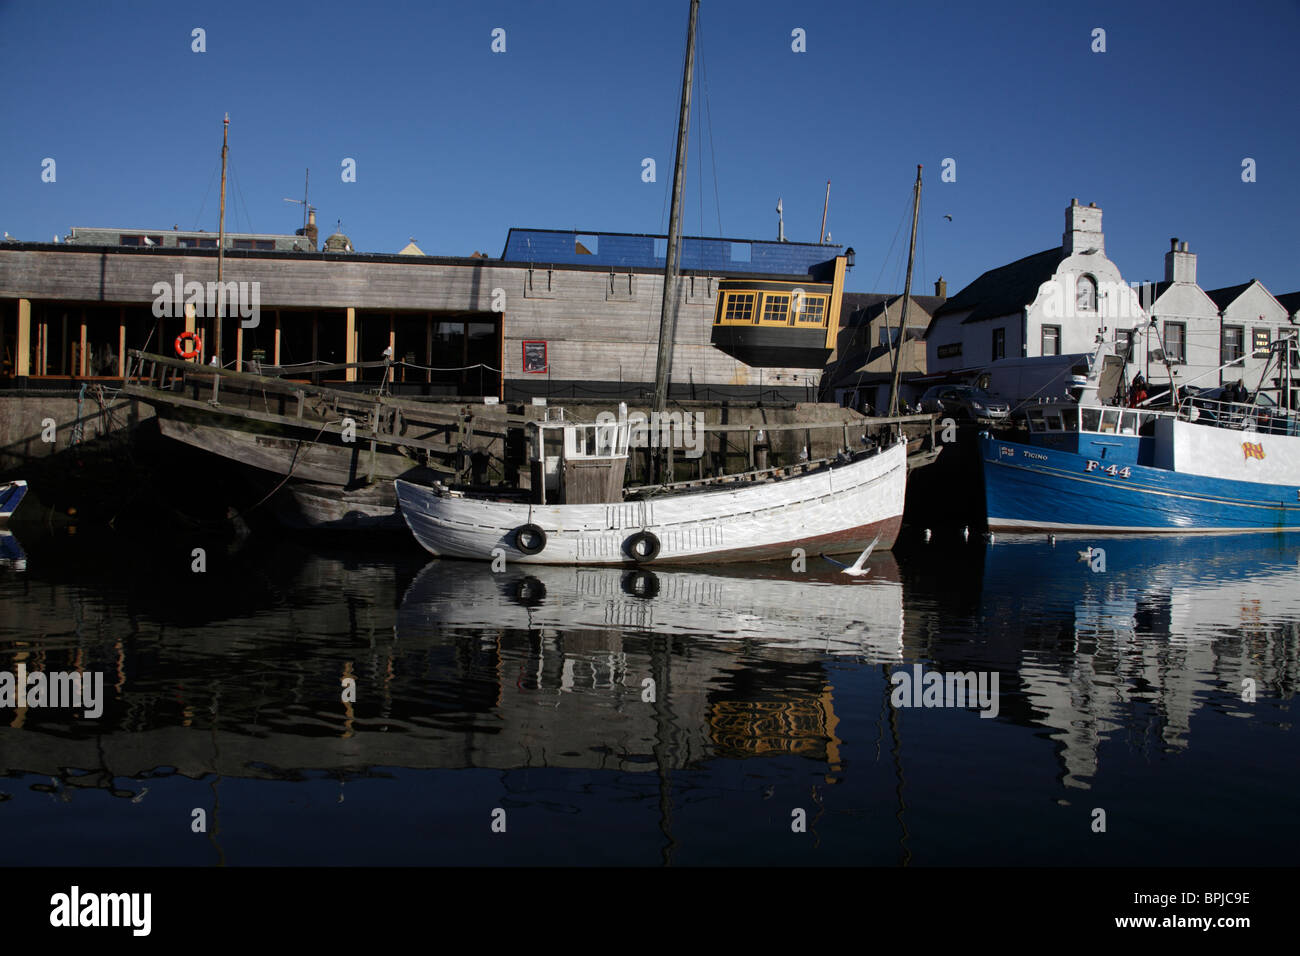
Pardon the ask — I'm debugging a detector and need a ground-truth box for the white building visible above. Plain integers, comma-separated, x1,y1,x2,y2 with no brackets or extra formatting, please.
1204,279,1290,391
925,200,1148,382
1134,239,1221,394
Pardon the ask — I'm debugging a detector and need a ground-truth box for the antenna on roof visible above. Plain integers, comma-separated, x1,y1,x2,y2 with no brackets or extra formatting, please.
776,197,785,242
283,168,312,232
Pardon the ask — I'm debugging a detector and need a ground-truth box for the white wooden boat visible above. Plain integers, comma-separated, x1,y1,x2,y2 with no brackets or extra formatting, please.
395,412,905,564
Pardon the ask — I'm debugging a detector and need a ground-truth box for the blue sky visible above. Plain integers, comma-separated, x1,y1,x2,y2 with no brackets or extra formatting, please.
1,0,1296,296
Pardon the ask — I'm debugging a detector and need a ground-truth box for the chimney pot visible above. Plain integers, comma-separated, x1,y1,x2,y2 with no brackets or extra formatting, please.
935,277,947,298
1170,237,1179,251
1181,241,1188,252
1071,198,1079,206
1088,202,1097,208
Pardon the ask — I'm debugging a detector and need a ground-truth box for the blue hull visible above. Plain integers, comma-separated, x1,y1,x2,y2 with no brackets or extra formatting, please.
0,481,27,521
980,435,1300,533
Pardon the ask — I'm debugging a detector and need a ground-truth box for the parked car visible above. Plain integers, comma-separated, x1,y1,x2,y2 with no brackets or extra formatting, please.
919,385,1011,420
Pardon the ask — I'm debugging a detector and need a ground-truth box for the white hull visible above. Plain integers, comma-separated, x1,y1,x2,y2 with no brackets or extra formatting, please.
395,442,906,564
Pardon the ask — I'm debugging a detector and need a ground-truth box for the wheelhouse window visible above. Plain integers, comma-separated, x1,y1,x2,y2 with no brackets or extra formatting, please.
1163,322,1186,363
1222,325,1244,365
992,327,1006,361
722,292,756,324
1081,408,1101,431
1041,325,1061,356
177,236,219,248
760,294,791,325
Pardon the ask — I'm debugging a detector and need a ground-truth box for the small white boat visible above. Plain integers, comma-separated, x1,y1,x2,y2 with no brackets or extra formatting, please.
0,479,28,522
395,410,906,565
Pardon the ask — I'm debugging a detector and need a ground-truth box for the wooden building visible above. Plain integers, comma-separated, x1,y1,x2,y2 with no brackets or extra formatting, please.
0,227,842,402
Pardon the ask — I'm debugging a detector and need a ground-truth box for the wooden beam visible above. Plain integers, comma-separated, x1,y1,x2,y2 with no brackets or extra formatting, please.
273,310,281,366
79,311,87,377
118,307,126,378
345,307,357,382
16,298,30,376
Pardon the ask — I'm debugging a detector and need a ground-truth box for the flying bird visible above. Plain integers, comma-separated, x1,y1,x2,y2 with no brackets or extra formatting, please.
943,214,952,221
821,535,880,576
1077,547,1094,563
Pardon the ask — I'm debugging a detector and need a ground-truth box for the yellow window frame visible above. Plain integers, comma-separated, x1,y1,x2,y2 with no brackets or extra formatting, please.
719,291,757,325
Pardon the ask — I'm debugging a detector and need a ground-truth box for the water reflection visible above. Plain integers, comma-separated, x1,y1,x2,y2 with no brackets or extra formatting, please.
0,526,1295,865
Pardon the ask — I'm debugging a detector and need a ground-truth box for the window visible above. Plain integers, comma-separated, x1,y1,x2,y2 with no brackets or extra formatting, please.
1081,408,1101,431
1041,325,1061,356
1076,275,1096,312
795,295,827,325
937,342,962,359
761,294,790,325
1253,328,1271,356
177,236,218,248
119,234,163,247
232,239,275,251
722,292,756,323
1163,321,1186,363
1115,329,1135,361
992,327,1006,361
1222,325,1244,365
1280,329,1300,368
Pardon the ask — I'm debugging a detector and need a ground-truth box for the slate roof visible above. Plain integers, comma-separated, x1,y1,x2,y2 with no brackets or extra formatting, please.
928,248,1062,332
839,292,943,327
1203,281,1257,311
1276,291,1300,316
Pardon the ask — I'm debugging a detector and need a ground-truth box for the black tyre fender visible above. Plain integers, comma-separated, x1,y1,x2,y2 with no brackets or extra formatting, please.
625,530,661,562
512,575,546,606
621,568,660,599
514,523,547,555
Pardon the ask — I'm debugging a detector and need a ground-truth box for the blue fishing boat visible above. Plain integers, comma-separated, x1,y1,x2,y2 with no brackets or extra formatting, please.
980,338,1300,533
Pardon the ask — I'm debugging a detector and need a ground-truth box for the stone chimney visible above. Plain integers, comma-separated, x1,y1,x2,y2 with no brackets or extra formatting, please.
1063,198,1104,256
1164,237,1196,284
934,276,947,298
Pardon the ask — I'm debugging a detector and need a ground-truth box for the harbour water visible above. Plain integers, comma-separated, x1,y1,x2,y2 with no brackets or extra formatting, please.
1,525,1296,866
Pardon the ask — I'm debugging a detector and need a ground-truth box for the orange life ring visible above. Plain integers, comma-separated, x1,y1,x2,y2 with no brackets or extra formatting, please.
174,332,202,359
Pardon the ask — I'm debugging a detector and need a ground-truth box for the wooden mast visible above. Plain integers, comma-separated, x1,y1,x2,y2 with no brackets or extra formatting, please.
888,165,922,416
651,0,699,415
215,113,229,367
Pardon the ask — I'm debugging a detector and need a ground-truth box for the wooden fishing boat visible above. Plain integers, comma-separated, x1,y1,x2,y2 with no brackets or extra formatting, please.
395,0,916,563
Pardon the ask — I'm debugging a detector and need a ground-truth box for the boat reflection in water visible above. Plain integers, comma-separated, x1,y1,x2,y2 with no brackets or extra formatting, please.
977,531,1300,790
397,557,903,657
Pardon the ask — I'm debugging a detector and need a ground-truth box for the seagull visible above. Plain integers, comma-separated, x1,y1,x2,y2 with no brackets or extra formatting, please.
382,345,394,359
922,528,931,542
821,535,880,576
1076,546,1093,563
142,235,156,246
1048,534,1056,547
943,214,953,221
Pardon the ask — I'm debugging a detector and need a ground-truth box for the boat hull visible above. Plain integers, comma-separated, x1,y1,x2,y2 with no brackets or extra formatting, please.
396,442,906,564
0,480,28,522
981,434,1300,533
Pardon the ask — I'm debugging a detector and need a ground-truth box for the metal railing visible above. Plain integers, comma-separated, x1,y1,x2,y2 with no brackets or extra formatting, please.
1180,396,1299,436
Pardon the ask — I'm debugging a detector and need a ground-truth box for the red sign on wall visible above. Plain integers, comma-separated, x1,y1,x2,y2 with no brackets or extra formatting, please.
523,340,547,373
